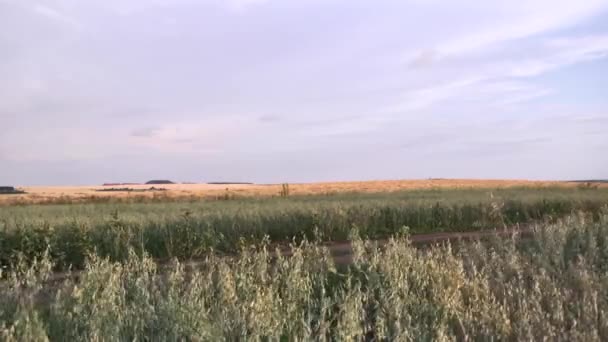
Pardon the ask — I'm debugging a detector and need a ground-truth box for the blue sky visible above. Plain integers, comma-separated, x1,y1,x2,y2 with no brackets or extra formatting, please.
1,0,607,185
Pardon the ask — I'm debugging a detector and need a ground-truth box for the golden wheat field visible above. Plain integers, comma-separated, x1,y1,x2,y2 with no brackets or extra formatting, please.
2,179,604,204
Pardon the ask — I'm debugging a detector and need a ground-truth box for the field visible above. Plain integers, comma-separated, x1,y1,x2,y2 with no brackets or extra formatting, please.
2,183,608,340
3,178,606,205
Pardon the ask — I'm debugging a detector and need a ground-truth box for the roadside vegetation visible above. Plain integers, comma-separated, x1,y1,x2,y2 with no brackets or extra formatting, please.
1,187,607,270
2,213,608,340
2,187,608,340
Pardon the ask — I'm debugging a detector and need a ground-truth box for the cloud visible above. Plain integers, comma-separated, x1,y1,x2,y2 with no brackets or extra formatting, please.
258,114,281,123
472,137,551,148
397,132,455,150
224,0,270,11
127,116,262,155
387,77,483,113
31,4,79,27
571,115,608,125
483,82,554,106
389,32,608,115
503,35,608,77
1,0,608,183
409,49,439,68
131,127,161,137
94,0,269,15
438,0,608,55
460,137,551,158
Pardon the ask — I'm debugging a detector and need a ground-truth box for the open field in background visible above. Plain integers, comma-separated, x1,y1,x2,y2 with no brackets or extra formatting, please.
2,178,607,205
2,183,608,340
3,214,608,340
2,187,607,270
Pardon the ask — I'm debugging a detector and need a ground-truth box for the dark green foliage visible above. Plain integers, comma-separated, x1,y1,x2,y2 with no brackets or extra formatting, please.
1,188,607,270
0,186,25,195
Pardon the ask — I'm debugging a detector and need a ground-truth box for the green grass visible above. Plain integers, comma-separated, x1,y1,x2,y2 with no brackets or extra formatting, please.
2,213,608,340
1,187,607,270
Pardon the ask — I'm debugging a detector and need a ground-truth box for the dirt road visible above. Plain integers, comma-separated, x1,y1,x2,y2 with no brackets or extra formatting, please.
1,225,534,294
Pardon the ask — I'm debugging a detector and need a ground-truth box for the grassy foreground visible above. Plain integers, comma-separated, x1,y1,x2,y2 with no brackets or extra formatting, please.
2,213,608,340
1,187,608,270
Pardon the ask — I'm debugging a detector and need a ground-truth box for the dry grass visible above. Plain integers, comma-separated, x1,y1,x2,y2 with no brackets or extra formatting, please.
3,179,603,204
3,185,607,270
3,214,608,340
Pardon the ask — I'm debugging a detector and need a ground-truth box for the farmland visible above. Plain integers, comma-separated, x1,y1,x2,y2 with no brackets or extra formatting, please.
3,178,606,205
1,184,608,340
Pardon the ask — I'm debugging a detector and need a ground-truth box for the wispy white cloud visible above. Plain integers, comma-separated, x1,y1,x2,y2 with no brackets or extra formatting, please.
128,115,264,155
518,36,608,72
224,0,271,11
93,0,269,15
392,32,608,115
439,0,608,55
31,4,79,27
491,84,553,106
387,78,483,113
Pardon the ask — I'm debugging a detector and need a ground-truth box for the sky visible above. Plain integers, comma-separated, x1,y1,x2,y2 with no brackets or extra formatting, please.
1,0,608,185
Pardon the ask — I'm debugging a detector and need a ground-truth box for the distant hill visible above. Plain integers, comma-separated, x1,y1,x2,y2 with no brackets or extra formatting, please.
570,180,608,183
145,180,175,185
0,186,25,194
